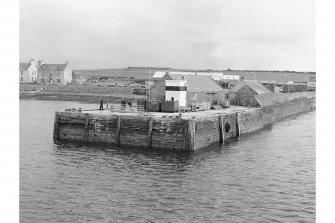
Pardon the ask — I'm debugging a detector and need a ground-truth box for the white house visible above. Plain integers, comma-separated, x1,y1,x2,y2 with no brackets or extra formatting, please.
37,61,72,85
19,59,38,83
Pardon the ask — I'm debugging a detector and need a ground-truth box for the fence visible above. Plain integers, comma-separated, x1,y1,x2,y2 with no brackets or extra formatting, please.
109,104,145,113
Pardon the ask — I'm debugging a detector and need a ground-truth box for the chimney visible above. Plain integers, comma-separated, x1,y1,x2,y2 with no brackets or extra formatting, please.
29,59,34,65
65,61,70,65
38,60,44,67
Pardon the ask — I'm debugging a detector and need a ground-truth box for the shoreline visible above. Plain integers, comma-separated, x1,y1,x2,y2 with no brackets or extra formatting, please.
19,91,147,103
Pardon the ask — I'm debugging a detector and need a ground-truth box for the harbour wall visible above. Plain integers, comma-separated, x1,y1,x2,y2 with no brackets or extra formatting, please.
54,92,315,151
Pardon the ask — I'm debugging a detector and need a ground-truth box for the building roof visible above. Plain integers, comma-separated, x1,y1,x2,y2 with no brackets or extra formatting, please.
222,75,240,80
19,63,31,71
38,64,67,72
154,71,224,81
153,71,168,78
230,80,272,94
166,73,225,93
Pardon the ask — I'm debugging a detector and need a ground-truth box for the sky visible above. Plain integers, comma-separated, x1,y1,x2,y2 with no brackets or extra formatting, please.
20,0,315,71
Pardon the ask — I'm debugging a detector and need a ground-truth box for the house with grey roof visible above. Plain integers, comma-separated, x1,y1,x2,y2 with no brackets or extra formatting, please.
229,80,272,107
149,73,229,109
19,59,38,83
37,61,72,85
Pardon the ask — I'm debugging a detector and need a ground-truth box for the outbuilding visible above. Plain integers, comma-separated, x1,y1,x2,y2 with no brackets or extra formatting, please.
229,80,272,107
149,73,229,109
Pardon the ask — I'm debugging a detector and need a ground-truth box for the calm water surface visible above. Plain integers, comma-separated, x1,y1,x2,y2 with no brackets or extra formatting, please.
20,100,315,223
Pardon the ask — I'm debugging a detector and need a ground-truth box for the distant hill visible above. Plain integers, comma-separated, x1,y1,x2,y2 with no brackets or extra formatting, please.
73,67,316,83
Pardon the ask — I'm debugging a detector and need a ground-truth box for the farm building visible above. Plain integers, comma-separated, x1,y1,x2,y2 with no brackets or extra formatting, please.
72,72,86,84
149,73,229,109
280,83,307,93
259,80,278,93
19,59,38,83
229,80,272,107
37,61,72,85
153,71,224,81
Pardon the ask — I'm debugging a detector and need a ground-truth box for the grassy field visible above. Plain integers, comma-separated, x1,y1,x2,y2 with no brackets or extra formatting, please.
19,83,146,103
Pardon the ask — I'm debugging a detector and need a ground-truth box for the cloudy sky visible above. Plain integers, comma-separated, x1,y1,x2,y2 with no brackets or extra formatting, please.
20,0,315,71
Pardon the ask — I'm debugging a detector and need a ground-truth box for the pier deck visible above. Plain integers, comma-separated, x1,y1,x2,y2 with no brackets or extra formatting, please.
82,105,255,120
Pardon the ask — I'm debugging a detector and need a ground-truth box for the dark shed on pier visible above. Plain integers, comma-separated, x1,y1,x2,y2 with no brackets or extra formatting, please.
229,80,272,107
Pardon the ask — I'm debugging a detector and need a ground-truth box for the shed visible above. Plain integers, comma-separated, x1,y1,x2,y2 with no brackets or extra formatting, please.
229,80,272,107
149,73,229,109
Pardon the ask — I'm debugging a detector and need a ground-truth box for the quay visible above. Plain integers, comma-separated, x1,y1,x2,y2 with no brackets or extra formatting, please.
53,92,315,151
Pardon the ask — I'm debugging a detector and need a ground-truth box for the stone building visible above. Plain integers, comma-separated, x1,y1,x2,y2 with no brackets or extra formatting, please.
19,59,38,83
37,61,72,85
149,73,229,108
229,80,272,107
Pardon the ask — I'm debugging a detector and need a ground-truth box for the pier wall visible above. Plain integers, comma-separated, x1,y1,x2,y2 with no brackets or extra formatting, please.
192,94,315,150
55,113,187,150
54,92,315,151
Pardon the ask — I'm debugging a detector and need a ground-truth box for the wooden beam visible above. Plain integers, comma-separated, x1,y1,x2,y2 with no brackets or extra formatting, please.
188,120,195,151
53,112,59,142
236,112,240,136
148,117,153,149
84,113,89,141
116,116,121,146
219,115,224,143
183,119,189,150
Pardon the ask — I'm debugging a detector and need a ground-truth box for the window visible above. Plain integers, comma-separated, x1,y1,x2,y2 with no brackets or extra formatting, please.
57,79,60,83
50,73,52,77
21,71,23,75
21,77,23,82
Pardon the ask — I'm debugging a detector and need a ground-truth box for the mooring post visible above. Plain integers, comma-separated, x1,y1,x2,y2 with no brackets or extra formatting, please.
183,119,195,151
148,117,153,149
219,115,224,143
116,116,121,146
188,120,195,151
53,112,60,141
183,119,189,150
236,112,240,136
84,113,89,141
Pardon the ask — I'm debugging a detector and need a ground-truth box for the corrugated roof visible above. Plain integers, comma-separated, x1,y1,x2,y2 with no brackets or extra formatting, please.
230,80,272,95
19,63,30,71
166,74,224,92
38,64,67,71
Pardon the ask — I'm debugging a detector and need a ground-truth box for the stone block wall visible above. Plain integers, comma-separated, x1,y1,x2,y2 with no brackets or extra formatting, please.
194,117,220,149
151,118,184,150
88,116,117,143
120,117,150,148
55,112,189,150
